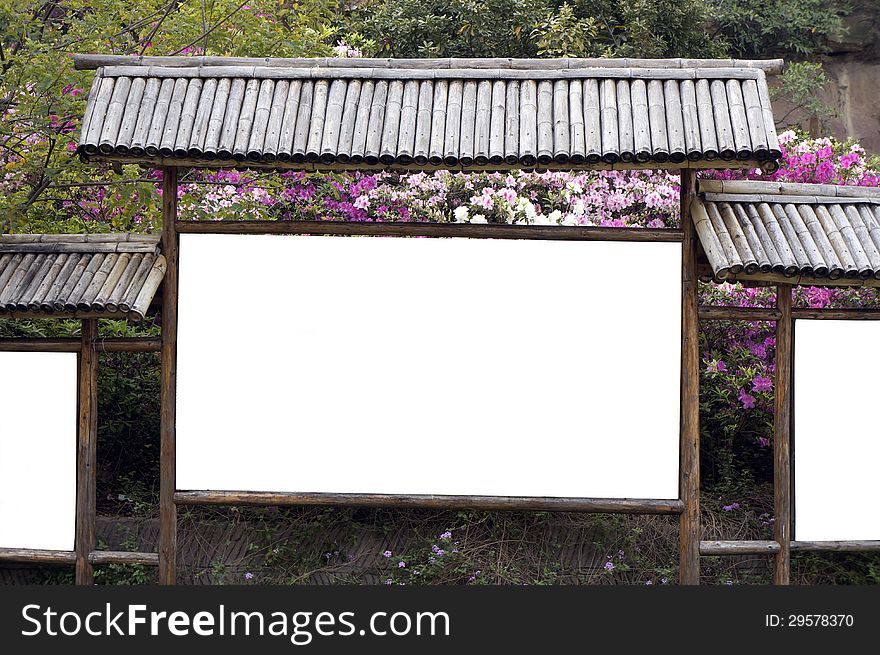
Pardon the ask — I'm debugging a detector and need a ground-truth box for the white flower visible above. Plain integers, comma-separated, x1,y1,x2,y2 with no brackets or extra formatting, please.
470,214,487,224
353,195,370,210
453,206,469,222
548,210,562,223
531,211,553,226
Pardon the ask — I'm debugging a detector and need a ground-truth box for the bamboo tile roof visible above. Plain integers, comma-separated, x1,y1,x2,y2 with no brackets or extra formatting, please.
74,55,784,172
694,180,880,287
0,234,165,321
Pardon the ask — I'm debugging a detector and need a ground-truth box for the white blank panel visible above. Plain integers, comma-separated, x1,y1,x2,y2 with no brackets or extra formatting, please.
794,320,880,541
0,352,77,551
177,234,681,499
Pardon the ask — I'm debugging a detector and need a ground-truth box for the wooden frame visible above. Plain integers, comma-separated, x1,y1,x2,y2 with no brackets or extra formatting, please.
5,167,880,586
159,168,690,584
0,332,159,577
696,292,880,584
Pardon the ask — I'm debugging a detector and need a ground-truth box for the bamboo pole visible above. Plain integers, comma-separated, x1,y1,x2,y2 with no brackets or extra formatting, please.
276,79,302,162
428,80,448,165
583,79,601,163
75,318,98,585
774,284,792,585
664,79,686,163
551,80,569,163
616,80,634,162
599,79,618,163
503,80,519,165
187,78,217,156
488,80,506,164
319,79,347,163
159,167,178,585
335,79,361,164
680,169,701,585
647,79,669,161
474,80,493,164
396,79,420,164
680,80,701,161
350,80,374,164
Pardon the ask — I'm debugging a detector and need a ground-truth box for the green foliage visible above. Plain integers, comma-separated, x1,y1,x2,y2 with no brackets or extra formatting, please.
568,0,725,59
532,3,601,58
347,0,849,59
706,0,849,57
0,0,338,233
347,0,547,58
771,61,836,129
348,0,726,58
94,538,154,585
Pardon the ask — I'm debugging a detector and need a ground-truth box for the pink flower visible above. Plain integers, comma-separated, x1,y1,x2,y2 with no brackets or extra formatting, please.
840,152,860,169
752,376,772,392
738,388,756,409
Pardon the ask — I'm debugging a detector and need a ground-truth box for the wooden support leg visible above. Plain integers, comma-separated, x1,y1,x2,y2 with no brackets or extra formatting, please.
159,167,179,584
679,170,701,585
774,285,792,585
75,318,98,585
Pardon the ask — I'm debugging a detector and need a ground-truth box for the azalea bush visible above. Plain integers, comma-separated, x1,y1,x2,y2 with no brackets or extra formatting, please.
174,168,680,228
698,129,880,497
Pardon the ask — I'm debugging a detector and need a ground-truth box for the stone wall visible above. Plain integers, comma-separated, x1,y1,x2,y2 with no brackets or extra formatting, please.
775,1,880,153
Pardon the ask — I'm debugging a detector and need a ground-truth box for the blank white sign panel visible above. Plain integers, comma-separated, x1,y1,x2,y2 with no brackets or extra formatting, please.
794,320,880,541
177,234,681,499
0,352,77,551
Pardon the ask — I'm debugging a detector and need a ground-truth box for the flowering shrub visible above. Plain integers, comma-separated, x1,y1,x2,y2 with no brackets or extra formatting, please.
173,168,680,228
707,130,880,187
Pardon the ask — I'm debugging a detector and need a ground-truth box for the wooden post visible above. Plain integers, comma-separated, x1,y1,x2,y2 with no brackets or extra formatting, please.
679,169,701,585
75,318,98,585
774,284,792,585
159,166,179,584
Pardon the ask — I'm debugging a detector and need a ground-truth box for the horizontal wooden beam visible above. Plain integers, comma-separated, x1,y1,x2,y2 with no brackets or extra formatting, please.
792,309,880,320
176,220,683,242
698,179,880,199
700,540,880,555
73,53,785,74
0,548,76,564
0,338,161,353
88,153,771,174
700,540,781,555
0,339,81,352
89,550,159,565
790,541,880,552
0,311,129,320
96,337,162,352
715,271,880,289
698,306,782,321
174,491,684,514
